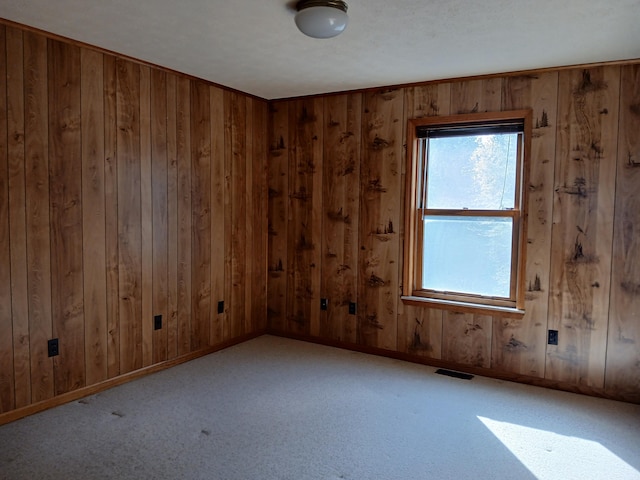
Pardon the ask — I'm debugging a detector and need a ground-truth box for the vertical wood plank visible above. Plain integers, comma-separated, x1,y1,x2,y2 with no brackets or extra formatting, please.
267,101,289,332
151,69,168,363
0,24,16,413
176,77,192,355
48,39,85,394
116,58,142,374
442,311,492,368
287,98,323,336
223,91,233,341
7,26,31,408
140,66,153,367
245,97,254,334
166,73,178,359
230,92,247,338
547,67,620,388
321,93,361,343
190,80,211,349
450,78,503,114
209,85,225,345
404,308,443,359
103,54,120,378
253,99,269,332
80,47,108,386
359,89,403,349
492,72,559,377
24,31,54,401
605,64,640,402
404,83,452,119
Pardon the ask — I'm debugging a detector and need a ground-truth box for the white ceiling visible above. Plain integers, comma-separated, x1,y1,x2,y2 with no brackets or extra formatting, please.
1,0,639,100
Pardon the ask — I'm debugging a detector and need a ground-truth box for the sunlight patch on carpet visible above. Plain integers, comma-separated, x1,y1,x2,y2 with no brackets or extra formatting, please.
477,416,640,480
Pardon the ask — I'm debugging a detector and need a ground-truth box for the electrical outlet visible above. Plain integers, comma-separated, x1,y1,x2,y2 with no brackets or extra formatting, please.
154,315,162,330
548,329,558,345
218,301,224,314
320,298,328,311
48,338,59,357
348,302,357,315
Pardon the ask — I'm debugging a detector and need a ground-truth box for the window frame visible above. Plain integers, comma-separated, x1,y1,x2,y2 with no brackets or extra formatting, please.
402,110,532,315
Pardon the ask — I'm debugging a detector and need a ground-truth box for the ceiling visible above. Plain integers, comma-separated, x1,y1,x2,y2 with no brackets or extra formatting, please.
1,0,639,100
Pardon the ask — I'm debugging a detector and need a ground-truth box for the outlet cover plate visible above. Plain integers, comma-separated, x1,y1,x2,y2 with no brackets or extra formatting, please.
320,298,328,311
48,338,59,357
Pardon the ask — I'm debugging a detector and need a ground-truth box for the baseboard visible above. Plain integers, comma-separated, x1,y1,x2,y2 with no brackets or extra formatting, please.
266,329,639,405
0,330,266,426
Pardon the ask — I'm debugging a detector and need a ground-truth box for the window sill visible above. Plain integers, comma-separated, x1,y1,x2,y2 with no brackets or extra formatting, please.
401,295,525,318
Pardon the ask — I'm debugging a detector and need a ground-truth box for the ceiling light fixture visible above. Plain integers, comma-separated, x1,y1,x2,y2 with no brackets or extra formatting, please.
295,0,349,39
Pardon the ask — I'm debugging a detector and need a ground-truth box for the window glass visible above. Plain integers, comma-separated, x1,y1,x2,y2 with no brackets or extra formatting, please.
425,134,518,210
421,216,513,297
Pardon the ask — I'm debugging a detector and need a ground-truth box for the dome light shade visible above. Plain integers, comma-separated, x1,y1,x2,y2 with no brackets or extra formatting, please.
295,0,349,39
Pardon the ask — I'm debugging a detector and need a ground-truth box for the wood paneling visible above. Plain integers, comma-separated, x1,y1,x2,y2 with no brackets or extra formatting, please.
403,307,443,359
103,54,120,379
151,69,168,364
244,98,254,335
0,23,268,420
166,73,179,359
80,47,107,386
209,85,225,345
359,89,403,350
492,72,559,377
451,78,503,114
547,67,620,388
287,98,324,335
48,39,85,395
7,26,31,409
267,101,289,332
25,32,54,401
223,91,233,341
267,60,640,403
140,65,153,368
320,93,361,343
2,20,639,419
404,83,451,119
442,312,492,368
229,92,247,338
605,64,640,402
176,77,192,356
0,25,15,413
190,81,212,350
251,99,269,333
116,58,143,375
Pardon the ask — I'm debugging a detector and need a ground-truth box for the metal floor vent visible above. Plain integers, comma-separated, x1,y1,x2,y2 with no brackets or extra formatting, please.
435,369,474,380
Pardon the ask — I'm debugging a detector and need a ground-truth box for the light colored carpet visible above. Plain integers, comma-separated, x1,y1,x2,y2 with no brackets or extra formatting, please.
0,335,639,480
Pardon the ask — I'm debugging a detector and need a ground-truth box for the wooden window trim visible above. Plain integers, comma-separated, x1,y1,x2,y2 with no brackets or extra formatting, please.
402,110,532,316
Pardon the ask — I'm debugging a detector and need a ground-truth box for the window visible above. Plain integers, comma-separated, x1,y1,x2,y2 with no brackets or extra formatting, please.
403,111,531,313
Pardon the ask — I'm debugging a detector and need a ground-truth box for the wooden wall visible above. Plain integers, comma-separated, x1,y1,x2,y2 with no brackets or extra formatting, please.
0,23,268,415
267,65,640,403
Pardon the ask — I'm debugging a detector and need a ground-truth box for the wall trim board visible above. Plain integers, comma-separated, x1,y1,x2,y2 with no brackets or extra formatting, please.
266,329,639,405
0,17,265,102
0,330,266,427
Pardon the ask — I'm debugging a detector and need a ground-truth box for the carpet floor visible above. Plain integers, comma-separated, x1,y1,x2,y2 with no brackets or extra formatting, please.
0,335,639,479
